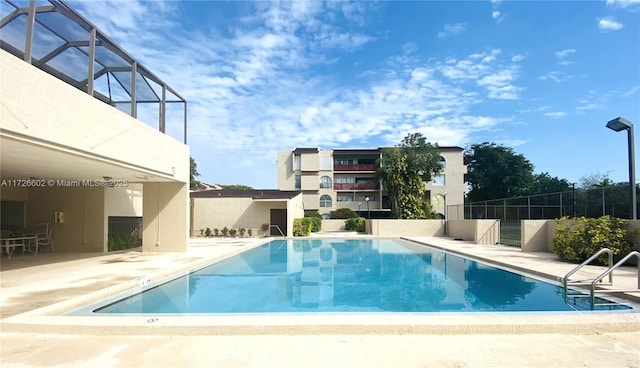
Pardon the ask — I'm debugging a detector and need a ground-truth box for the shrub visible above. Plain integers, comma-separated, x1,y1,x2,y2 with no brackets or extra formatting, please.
108,235,138,251
552,216,636,264
229,228,237,237
345,217,366,232
247,228,253,237
293,218,312,236
221,226,229,236
239,228,246,237
214,228,219,237
304,212,322,232
204,228,212,237
330,208,360,219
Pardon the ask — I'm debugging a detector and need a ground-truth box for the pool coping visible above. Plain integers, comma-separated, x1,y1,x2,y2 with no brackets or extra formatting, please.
2,237,640,335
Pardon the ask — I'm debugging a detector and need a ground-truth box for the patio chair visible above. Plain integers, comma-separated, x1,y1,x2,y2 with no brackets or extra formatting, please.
35,227,56,253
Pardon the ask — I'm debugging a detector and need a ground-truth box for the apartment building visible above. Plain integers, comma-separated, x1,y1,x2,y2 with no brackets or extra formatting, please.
277,146,467,219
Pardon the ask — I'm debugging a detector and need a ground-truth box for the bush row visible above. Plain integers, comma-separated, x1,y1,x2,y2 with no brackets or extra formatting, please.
552,216,637,264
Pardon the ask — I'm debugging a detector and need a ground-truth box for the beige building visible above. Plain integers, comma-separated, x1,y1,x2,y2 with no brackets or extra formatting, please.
190,190,304,238
0,1,190,252
277,147,467,219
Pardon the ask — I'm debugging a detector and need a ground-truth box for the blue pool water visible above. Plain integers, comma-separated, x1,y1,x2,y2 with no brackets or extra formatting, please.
89,239,631,314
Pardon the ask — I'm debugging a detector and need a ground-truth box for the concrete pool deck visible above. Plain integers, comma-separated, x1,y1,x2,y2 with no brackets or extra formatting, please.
1,236,639,367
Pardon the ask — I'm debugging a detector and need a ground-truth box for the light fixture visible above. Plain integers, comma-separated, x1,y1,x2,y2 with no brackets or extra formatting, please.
606,117,636,220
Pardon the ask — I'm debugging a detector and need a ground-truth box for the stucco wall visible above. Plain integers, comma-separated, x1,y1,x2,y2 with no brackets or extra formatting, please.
191,197,301,237
143,182,188,252
104,185,143,217
26,186,105,252
1,50,189,181
1,50,190,253
321,219,346,231
521,220,555,252
369,219,444,237
519,219,640,253
448,219,499,245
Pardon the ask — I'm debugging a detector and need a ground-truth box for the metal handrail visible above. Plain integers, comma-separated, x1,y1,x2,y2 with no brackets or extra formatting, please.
562,248,613,290
269,224,285,237
589,251,640,307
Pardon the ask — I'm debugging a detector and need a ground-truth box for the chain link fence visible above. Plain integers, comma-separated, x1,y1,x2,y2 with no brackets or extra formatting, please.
447,185,639,221
445,185,639,247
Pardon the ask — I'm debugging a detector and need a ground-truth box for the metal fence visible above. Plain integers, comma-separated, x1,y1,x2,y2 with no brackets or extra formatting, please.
447,185,639,221
445,185,639,247
107,216,142,250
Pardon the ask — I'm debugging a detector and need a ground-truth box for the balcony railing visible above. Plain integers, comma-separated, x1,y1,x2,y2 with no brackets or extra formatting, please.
334,183,379,190
334,164,377,171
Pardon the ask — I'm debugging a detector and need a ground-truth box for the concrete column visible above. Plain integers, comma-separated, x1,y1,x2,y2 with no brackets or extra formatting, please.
143,182,188,252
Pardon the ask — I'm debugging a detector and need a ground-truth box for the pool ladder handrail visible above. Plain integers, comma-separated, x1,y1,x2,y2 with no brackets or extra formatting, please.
561,248,613,291
561,248,640,309
588,251,640,307
268,224,285,237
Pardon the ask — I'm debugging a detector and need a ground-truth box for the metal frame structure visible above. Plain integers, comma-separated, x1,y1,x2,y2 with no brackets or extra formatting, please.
0,0,188,143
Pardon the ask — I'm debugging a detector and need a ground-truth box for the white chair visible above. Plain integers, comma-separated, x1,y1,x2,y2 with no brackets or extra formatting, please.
31,224,55,253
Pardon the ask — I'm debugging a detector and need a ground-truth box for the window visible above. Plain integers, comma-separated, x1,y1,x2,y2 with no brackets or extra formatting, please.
335,158,353,165
320,194,332,207
337,195,353,202
320,176,332,189
439,156,446,168
432,174,445,186
295,175,301,189
335,177,355,183
293,154,301,171
356,195,376,201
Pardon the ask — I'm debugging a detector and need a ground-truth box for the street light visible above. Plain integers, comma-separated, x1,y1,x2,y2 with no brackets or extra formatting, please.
365,197,370,219
358,202,362,217
606,117,636,220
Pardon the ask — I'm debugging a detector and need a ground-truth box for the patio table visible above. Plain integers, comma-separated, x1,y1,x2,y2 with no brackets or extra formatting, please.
1,236,38,258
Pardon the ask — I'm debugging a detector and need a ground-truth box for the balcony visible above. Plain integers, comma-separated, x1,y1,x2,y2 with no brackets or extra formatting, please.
333,164,377,172
334,183,379,190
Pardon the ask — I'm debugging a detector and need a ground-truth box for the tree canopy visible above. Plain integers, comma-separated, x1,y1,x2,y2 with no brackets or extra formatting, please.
525,172,573,196
190,157,201,191
221,184,254,190
464,142,535,202
376,133,442,219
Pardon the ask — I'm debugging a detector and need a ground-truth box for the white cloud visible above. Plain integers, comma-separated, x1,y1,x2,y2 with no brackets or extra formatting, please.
543,112,566,119
540,71,574,83
554,48,576,65
621,86,640,97
598,17,624,31
68,1,523,186
606,0,640,7
516,105,550,113
511,54,526,62
438,23,467,39
492,11,501,20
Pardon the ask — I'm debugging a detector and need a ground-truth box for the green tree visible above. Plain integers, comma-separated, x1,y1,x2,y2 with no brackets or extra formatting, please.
190,156,202,191
376,133,442,219
221,184,254,190
464,142,534,202
526,172,572,195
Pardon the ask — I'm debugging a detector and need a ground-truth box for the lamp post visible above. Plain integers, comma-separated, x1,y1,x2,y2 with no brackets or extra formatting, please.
606,117,636,220
358,202,362,217
365,197,370,219
443,192,447,236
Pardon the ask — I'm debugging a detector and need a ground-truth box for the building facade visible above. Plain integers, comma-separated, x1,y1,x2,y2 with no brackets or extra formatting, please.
277,147,467,219
0,1,190,252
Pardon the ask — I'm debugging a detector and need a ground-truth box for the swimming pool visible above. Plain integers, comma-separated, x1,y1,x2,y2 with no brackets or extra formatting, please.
71,239,632,315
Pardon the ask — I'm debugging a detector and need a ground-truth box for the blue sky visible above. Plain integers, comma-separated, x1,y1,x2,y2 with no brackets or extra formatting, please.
69,0,640,189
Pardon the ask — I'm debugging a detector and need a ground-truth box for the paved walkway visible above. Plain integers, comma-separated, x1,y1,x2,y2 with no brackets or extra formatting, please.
1,236,639,367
